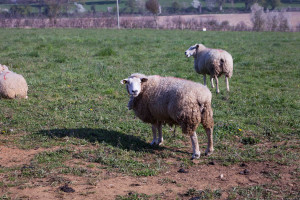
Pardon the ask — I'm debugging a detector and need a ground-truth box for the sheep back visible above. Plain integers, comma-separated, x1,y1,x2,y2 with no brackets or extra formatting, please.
195,48,233,78
131,75,212,134
0,72,28,99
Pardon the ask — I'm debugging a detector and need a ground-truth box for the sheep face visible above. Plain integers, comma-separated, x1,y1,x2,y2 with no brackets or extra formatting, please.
185,44,199,57
121,76,148,97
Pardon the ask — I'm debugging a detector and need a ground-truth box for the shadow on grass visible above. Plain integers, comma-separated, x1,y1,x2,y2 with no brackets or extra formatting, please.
37,128,190,156
37,128,158,153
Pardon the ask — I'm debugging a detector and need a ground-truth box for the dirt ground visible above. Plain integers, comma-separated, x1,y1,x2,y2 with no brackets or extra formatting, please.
0,145,299,200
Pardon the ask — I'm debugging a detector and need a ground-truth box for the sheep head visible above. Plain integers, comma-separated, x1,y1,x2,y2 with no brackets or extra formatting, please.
0,64,9,73
121,73,148,97
185,44,206,57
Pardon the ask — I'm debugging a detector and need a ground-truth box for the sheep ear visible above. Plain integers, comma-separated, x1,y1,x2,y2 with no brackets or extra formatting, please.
120,79,128,84
141,78,148,82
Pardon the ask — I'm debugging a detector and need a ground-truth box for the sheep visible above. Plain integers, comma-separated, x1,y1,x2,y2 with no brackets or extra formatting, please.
121,73,214,159
185,44,233,94
0,65,28,99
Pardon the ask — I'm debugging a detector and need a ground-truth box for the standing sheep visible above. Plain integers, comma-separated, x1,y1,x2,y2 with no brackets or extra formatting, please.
185,44,233,93
121,73,214,159
0,64,28,99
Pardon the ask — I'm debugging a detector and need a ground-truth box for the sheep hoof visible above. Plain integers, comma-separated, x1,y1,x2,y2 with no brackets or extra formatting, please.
205,149,214,156
191,153,200,160
150,140,156,146
157,142,163,146
156,138,163,146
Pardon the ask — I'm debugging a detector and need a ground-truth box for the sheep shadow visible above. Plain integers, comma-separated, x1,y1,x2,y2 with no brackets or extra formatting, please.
37,128,190,157
37,128,160,153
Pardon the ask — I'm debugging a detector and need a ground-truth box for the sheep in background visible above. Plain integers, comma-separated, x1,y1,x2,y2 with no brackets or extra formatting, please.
0,64,28,99
121,73,214,159
185,44,233,93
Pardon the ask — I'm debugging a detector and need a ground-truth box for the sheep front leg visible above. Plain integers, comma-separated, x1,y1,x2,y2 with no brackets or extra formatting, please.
215,76,220,94
210,76,215,88
225,76,230,92
205,127,214,156
203,74,207,86
156,122,163,145
190,132,200,159
150,124,157,145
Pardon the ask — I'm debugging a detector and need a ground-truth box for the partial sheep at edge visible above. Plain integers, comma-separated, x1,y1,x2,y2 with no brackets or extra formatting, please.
0,64,28,99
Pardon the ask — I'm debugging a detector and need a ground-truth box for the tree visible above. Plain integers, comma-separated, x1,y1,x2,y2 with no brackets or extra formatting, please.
217,0,226,11
43,0,69,24
136,0,146,13
91,5,96,14
251,3,265,30
206,0,216,11
243,0,258,10
127,0,137,13
145,0,160,29
171,1,181,13
243,0,280,11
9,5,32,17
191,0,202,13
262,0,281,10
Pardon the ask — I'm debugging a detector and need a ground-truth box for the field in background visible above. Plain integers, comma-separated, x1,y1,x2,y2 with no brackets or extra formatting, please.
0,29,299,199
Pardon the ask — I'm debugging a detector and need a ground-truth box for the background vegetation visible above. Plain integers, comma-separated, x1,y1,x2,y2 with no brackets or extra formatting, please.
0,0,299,17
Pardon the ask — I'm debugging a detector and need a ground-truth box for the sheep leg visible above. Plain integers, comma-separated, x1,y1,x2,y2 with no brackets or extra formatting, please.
225,76,229,92
156,122,163,145
150,124,157,145
205,127,214,156
172,125,176,137
190,132,200,159
203,74,206,86
210,76,215,88
215,76,220,94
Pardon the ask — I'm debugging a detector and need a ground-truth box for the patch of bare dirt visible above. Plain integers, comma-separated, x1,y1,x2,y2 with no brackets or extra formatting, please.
0,138,298,199
1,158,298,199
0,146,46,168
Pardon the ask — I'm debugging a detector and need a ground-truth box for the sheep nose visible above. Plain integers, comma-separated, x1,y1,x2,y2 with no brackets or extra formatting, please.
132,90,138,94
185,52,187,55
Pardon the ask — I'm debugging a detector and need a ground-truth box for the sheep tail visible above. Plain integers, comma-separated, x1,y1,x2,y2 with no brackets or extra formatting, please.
200,102,214,129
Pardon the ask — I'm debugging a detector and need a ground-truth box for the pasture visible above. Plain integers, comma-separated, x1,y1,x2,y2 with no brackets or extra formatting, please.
0,29,299,199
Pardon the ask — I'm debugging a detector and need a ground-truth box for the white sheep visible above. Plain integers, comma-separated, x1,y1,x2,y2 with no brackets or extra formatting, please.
121,73,214,159
0,64,28,99
185,44,233,93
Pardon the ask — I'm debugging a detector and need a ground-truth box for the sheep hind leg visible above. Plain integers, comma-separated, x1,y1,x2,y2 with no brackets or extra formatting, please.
225,76,230,92
190,132,201,159
150,124,157,145
203,74,207,86
205,127,214,156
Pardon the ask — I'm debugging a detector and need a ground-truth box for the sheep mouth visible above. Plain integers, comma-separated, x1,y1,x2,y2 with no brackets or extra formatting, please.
185,53,191,57
131,94,139,97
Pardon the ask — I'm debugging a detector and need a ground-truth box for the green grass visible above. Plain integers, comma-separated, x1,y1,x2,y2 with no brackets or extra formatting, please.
0,29,299,198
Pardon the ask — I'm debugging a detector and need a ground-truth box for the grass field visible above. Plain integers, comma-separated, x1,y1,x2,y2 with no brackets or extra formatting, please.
0,29,299,199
